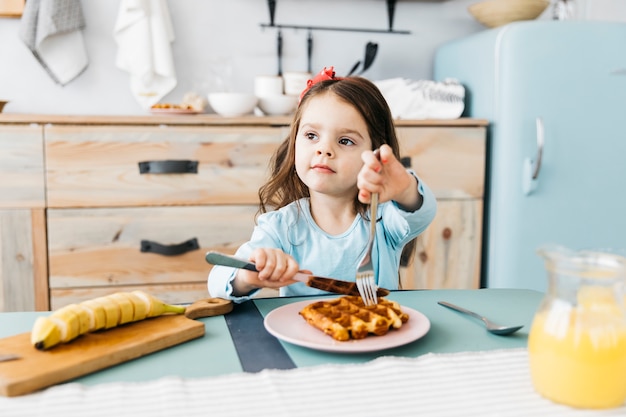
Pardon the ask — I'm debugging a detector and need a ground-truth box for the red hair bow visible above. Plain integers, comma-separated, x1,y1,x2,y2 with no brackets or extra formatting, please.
299,66,343,102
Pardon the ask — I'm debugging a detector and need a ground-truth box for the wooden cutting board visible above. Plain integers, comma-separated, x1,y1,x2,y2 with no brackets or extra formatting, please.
0,314,205,397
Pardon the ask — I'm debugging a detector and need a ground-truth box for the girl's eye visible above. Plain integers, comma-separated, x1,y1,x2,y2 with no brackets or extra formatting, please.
305,132,318,141
338,137,355,146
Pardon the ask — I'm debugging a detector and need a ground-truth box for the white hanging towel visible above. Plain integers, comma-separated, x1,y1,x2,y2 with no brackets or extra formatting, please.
114,0,177,109
19,0,89,86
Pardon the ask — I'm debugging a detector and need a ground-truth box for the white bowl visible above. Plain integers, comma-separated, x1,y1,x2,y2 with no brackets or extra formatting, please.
207,93,258,117
257,94,298,116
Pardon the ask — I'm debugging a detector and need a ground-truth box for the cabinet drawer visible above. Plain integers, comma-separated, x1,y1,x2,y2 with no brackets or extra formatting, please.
397,127,486,199
45,125,286,208
47,205,257,292
0,125,45,208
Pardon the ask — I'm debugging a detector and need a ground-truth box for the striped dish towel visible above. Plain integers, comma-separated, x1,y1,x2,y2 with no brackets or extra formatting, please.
1,348,624,417
19,0,88,86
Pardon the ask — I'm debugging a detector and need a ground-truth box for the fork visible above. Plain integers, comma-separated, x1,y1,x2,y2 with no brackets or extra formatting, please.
356,151,381,306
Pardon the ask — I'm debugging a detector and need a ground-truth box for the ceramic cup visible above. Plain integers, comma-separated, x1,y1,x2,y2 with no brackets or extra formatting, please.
254,75,284,97
283,71,312,96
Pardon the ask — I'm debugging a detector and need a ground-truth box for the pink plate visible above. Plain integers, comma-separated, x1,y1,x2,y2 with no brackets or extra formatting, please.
264,299,430,353
150,107,200,115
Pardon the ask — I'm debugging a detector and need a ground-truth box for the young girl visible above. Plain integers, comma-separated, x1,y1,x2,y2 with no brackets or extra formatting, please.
208,67,437,302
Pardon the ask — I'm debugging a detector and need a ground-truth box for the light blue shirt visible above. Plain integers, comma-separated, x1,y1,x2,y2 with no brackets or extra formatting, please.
208,174,437,303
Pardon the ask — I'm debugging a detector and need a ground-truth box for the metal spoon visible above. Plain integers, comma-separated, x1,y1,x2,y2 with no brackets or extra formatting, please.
437,301,523,336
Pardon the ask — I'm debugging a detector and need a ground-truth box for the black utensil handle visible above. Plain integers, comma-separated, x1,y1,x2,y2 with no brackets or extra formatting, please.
277,30,283,76
360,42,378,74
307,30,313,73
387,0,397,31
205,251,258,272
140,238,200,256
138,160,198,174
346,61,360,77
267,0,276,26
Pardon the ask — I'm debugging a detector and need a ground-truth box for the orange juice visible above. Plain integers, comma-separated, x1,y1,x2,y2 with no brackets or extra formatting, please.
528,300,626,409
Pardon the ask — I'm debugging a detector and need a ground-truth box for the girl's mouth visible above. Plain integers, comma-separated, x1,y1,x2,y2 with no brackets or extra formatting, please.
311,164,335,173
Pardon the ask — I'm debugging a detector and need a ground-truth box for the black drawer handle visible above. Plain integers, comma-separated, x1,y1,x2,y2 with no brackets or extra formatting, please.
138,160,198,174
140,238,200,256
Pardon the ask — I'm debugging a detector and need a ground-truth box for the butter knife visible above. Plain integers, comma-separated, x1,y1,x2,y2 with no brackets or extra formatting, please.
0,353,20,362
205,251,389,297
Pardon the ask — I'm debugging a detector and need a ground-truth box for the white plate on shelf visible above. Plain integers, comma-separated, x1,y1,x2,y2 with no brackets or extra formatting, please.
263,299,430,353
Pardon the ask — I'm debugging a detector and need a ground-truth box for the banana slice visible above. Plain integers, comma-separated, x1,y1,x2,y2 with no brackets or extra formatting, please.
52,306,80,342
92,296,122,329
81,299,107,331
67,304,91,335
109,293,135,325
125,291,148,321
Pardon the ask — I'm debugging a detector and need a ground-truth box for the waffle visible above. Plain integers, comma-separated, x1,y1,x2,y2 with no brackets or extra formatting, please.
306,277,390,297
299,296,409,341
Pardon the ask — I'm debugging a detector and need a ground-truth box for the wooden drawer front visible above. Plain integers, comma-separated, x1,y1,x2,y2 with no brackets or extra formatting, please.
400,199,483,290
0,125,45,208
45,125,286,208
397,127,486,199
47,205,257,292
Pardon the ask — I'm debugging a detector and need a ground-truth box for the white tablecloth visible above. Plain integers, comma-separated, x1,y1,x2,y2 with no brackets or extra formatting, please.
2,348,624,417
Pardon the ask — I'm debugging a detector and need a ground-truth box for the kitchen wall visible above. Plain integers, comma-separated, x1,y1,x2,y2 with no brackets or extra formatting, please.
0,0,621,116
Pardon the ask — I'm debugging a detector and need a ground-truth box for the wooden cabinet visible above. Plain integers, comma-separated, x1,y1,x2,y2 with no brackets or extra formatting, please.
44,123,288,308
396,126,485,290
0,115,486,311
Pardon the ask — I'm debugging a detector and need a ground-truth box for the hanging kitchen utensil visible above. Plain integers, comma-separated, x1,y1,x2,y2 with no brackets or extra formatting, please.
307,30,313,73
359,42,378,74
276,30,283,76
346,60,361,77
346,42,378,77
387,0,397,31
267,0,276,26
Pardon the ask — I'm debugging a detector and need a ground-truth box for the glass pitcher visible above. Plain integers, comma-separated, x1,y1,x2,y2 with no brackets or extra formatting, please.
528,246,626,409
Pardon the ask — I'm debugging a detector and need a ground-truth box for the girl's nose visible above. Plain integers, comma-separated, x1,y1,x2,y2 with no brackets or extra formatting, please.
316,143,334,157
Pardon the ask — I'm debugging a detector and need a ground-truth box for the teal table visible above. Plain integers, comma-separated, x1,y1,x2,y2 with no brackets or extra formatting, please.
0,289,543,386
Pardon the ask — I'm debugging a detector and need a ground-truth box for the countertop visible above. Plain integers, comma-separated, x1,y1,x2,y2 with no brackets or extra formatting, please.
0,114,489,127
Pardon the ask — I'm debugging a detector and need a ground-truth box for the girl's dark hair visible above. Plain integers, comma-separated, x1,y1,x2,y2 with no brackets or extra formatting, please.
258,76,415,284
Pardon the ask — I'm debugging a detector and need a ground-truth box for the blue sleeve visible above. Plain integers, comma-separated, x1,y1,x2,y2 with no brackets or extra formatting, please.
207,211,285,303
382,171,437,249
396,171,437,237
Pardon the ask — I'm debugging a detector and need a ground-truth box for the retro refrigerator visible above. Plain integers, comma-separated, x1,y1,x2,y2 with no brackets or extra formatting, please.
434,21,626,291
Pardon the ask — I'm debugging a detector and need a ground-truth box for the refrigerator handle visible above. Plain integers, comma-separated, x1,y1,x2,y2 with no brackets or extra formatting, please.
522,117,544,195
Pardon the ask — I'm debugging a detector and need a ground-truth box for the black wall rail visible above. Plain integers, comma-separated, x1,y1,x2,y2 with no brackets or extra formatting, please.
262,0,410,35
